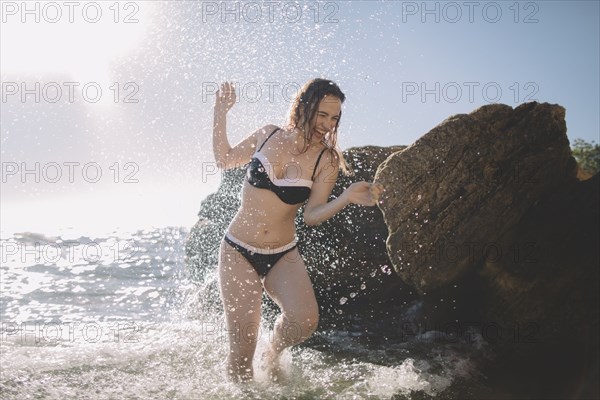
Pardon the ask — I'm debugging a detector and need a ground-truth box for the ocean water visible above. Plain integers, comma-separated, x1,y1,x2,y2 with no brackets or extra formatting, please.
0,227,492,399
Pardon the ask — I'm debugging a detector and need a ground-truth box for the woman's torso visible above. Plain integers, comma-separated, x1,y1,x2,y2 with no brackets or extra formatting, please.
227,127,326,248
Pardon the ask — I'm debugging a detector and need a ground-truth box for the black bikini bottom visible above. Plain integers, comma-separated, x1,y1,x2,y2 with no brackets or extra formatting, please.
223,232,298,278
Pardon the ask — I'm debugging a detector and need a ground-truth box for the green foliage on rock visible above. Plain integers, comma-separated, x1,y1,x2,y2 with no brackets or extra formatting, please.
572,138,600,175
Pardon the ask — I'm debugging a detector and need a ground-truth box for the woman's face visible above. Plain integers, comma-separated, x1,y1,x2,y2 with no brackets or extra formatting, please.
310,95,342,141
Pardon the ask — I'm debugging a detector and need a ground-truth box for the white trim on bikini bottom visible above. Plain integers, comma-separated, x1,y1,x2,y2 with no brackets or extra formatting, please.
225,232,297,254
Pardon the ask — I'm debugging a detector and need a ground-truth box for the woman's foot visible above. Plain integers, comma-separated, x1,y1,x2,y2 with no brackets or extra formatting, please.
226,354,253,383
261,344,284,382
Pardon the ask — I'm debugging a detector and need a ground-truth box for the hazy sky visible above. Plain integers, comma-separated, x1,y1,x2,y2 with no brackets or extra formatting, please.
1,0,599,235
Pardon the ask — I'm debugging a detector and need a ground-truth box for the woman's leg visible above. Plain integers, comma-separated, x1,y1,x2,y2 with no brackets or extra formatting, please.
262,248,319,376
218,240,263,382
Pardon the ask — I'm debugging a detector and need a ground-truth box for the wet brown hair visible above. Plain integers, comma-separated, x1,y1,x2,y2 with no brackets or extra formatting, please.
285,78,352,176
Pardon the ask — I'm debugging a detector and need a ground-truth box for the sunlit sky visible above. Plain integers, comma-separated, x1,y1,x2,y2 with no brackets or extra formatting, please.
1,0,599,236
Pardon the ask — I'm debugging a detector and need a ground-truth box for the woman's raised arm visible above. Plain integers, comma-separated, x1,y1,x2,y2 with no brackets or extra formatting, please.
212,82,236,167
212,82,272,170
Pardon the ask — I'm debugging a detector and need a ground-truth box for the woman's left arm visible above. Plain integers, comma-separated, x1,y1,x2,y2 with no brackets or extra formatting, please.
303,153,384,226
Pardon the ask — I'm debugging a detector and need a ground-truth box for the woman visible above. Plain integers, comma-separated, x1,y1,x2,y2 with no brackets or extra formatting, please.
212,78,384,382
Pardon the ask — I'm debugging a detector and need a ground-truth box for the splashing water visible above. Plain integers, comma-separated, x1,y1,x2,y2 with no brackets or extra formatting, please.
0,227,492,399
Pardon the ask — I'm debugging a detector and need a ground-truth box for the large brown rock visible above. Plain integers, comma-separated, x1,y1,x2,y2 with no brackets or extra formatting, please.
480,172,599,359
375,102,577,294
374,102,598,396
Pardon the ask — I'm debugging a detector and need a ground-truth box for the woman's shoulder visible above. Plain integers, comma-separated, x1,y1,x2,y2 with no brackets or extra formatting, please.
262,124,281,134
315,146,340,171
324,147,340,164
254,124,280,141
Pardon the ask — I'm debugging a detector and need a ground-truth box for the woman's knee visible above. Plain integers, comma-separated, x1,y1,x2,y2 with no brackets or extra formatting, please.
283,306,319,336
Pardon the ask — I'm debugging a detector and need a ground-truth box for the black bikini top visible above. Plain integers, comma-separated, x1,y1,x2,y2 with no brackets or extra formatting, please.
246,127,327,205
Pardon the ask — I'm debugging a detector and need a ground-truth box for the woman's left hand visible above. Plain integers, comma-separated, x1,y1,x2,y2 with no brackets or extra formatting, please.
343,181,384,206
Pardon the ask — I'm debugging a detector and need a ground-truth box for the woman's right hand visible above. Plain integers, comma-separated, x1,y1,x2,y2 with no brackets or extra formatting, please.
342,181,384,206
215,82,236,114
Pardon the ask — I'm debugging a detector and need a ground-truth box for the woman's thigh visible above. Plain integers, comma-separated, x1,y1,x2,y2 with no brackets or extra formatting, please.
218,240,263,340
263,248,319,323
